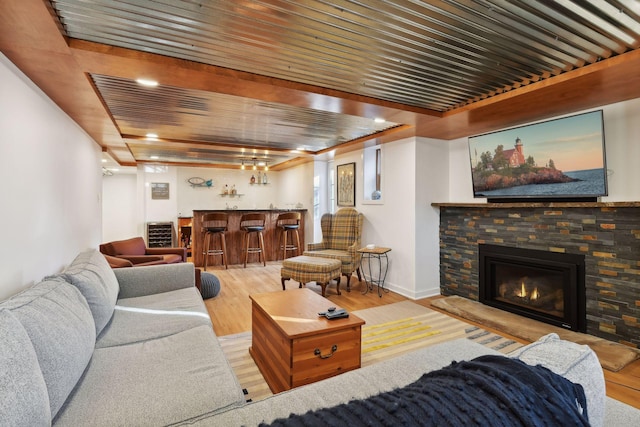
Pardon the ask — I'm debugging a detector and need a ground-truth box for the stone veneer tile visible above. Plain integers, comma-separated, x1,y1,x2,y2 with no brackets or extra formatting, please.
439,205,640,348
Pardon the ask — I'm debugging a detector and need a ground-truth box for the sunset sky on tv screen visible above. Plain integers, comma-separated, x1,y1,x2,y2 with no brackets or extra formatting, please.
469,111,604,173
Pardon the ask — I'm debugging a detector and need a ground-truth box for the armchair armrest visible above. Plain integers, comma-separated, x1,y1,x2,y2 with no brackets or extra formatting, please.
146,247,188,261
307,242,327,251
117,254,165,265
114,263,196,299
346,241,361,269
102,254,134,268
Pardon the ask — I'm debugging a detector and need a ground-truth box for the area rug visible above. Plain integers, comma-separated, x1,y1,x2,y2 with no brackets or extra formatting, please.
431,295,640,372
218,301,523,402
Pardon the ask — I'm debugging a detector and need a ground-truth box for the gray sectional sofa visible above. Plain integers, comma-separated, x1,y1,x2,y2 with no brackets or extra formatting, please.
1,249,245,426
1,249,639,426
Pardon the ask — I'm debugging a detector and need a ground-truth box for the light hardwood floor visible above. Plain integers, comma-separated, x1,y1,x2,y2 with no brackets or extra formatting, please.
203,261,640,409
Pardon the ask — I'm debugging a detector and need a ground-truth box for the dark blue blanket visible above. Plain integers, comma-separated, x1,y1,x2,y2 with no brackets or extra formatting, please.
263,355,589,427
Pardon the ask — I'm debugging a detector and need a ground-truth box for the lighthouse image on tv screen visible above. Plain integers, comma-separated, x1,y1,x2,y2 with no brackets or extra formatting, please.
468,110,607,200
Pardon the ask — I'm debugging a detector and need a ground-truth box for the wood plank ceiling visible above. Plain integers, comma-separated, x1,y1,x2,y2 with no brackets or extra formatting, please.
2,1,640,169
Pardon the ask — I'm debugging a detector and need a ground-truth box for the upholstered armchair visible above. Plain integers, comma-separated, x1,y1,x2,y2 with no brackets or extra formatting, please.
303,208,363,290
99,236,186,268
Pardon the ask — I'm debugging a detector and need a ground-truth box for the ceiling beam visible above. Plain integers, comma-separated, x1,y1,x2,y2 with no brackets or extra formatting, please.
69,39,441,125
423,49,640,140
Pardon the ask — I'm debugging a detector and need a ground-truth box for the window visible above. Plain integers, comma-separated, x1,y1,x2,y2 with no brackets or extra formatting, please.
328,160,336,213
313,175,320,219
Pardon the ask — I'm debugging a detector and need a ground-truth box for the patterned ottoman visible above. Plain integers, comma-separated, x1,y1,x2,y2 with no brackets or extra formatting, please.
281,255,342,297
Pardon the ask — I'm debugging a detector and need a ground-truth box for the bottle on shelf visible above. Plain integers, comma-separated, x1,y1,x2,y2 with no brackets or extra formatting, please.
250,175,256,184
231,185,237,195
257,171,262,184
223,184,229,195
262,172,267,184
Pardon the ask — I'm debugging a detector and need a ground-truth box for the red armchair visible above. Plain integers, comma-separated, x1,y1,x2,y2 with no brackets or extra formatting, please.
99,237,187,268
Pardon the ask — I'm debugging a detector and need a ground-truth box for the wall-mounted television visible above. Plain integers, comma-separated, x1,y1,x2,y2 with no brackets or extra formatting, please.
468,110,607,202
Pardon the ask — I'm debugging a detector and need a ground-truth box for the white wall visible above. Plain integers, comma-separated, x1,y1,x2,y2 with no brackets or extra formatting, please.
0,54,103,300
102,174,137,242
332,138,423,298
103,163,316,246
447,99,640,202
415,137,450,298
312,160,329,242
176,166,282,215
278,162,315,246
600,99,640,201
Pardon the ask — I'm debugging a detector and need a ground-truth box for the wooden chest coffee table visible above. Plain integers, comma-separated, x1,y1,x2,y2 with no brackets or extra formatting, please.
249,288,365,393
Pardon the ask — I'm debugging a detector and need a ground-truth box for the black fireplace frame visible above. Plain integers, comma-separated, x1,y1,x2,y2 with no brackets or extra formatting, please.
478,244,586,332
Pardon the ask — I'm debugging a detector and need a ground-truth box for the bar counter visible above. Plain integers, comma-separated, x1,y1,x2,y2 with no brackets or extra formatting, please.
192,209,307,267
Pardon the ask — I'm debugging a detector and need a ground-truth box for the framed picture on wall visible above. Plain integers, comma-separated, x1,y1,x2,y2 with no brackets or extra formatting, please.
151,182,170,200
337,162,356,207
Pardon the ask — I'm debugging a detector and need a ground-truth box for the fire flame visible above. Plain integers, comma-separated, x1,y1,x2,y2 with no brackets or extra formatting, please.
516,281,526,298
531,287,540,300
514,281,540,301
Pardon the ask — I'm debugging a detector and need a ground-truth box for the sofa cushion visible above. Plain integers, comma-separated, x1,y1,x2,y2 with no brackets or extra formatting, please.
0,279,96,418
59,249,119,335
0,309,51,426
113,263,196,299
303,249,352,266
53,325,246,426
96,287,211,348
509,333,606,427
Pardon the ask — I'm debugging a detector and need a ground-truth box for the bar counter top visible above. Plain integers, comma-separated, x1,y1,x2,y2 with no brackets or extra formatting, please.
193,208,307,214
192,209,307,267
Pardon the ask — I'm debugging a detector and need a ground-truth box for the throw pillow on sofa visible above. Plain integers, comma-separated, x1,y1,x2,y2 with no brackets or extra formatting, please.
0,278,96,419
0,309,51,426
509,332,606,427
58,249,120,335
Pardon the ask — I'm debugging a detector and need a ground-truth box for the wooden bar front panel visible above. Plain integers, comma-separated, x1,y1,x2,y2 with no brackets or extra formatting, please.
192,209,306,267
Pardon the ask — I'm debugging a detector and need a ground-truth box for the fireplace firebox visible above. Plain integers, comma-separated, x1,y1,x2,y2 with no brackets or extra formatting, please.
479,244,586,332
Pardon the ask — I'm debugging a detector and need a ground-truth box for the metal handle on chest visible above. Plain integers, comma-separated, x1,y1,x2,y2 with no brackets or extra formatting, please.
314,344,338,359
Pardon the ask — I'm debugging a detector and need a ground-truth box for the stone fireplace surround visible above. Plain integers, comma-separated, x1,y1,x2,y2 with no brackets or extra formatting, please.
435,202,640,348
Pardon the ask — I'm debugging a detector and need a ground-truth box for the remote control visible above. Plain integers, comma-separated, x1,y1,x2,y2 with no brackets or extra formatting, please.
318,306,338,316
325,309,349,320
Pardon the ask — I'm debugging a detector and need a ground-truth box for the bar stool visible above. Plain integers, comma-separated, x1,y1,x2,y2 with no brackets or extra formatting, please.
202,213,228,270
240,213,266,267
277,212,301,260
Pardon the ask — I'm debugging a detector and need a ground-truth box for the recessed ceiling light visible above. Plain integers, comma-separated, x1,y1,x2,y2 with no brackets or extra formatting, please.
374,117,385,123
146,133,158,139
296,146,305,151
101,159,107,163
150,156,159,160
136,78,158,87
